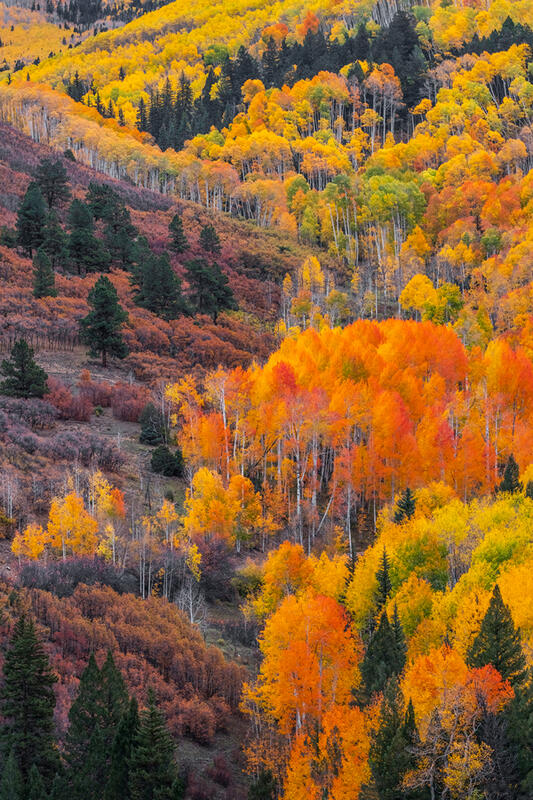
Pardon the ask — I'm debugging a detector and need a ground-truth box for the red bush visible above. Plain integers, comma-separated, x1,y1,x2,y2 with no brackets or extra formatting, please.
46,378,93,422
77,370,113,407
111,382,150,422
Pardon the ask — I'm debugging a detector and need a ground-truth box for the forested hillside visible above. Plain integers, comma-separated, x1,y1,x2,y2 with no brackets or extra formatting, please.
0,0,533,798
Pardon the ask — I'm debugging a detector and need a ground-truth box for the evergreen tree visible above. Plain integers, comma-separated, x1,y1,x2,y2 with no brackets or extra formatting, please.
129,689,184,800
393,488,416,523
0,749,23,800
199,223,221,254
392,604,407,664
41,210,68,268
33,248,57,298
86,182,120,221
67,199,109,275
80,275,128,367
507,671,533,797
525,481,533,500
105,698,140,800
185,258,237,323
369,680,421,800
133,253,188,320
151,445,184,478
248,769,277,800
168,213,189,253
375,547,392,610
139,403,167,446
34,157,71,209
0,340,48,399
16,182,47,256
103,204,138,268
467,584,527,687
26,764,46,800
498,454,522,494
0,616,60,785
360,611,406,699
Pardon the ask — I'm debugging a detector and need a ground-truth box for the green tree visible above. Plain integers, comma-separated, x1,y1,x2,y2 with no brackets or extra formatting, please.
498,454,522,494
467,584,527,687
133,253,188,320
33,248,57,299
0,340,48,399
506,671,533,797
151,445,184,478
103,205,138,269
80,276,128,367
67,199,109,275
185,258,237,323
34,157,71,209
369,681,421,800
26,764,46,800
0,616,60,786
393,487,416,523
129,689,184,800
375,548,392,611
169,213,189,253
199,223,221,254
360,611,406,699
0,749,23,800
16,182,47,256
105,697,140,800
139,403,167,446
41,210,67,268
248,769,277,800
86,182,119,221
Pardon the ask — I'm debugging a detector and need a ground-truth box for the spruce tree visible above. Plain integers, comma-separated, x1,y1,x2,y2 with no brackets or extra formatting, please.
0,340,48,399
185,258,237,323
392,604,407,663
133,253,188,320
199,223,221,254
169,213,189,253
375,548,392,611
129,689,184,800
248,769,277,800
41,210,67,268
393,487,416,523
498,454,522,494
100,651,129,733
105,697,139,800
33,248,57,298
369,680,420,800
34,157,71,209
139,403,167,446
151,445,184,478
467,584,527,687
80,276,128,367
0,749,23,800
507,671,533,797
16,182,47,256
103,205,138,269
0,616,60,785
26,764,46,800
360,611,406,699
67,199,109,275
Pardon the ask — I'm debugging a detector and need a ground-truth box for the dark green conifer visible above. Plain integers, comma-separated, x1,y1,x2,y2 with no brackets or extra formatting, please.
248,769,277,800
33,248,57,298
139,403,167,446
199,223,221,254
185,258,237,323
105,697,140,800
0,616,60,785
169,213,189,253
26,764,46,800
80,276,128,367
0,749,23,800
0,340,48,399
375,548,392,610
34,157,70,209
41,210,67,268
151,445,184,478
133,253,188,320
467,583,527,687
360,611,406,699
393,488,416,523
16,182,47,256
129,689,184,800
498,454,522,494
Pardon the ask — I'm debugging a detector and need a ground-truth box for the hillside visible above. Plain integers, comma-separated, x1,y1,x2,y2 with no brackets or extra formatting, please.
0,0,533,799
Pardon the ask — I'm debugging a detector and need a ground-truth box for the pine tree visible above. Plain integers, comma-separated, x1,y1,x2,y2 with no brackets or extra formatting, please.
375,548,392,610
498,454,522,494
129,689,184,800
369,680,420,800
26,764,46,800
80,276,128,367
248,769,277,800
0,340,48,399
0,616,60,785
185,258,237,323
41,210,67,268
34,157,71,209
525,481,533,500
199,223,221,254
100,651,129,733
103,205,138,268
360,611,406,699
393,488,416,523
467,584,527,687
16,182,47,256
33,248,57,298
151,445,184,478
105,697,139,800
132,253,188,320
169,213,189,253
67,199,109,275
139,403,167,446
0,749,23,800
506,671,533,797
392,604,407,663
